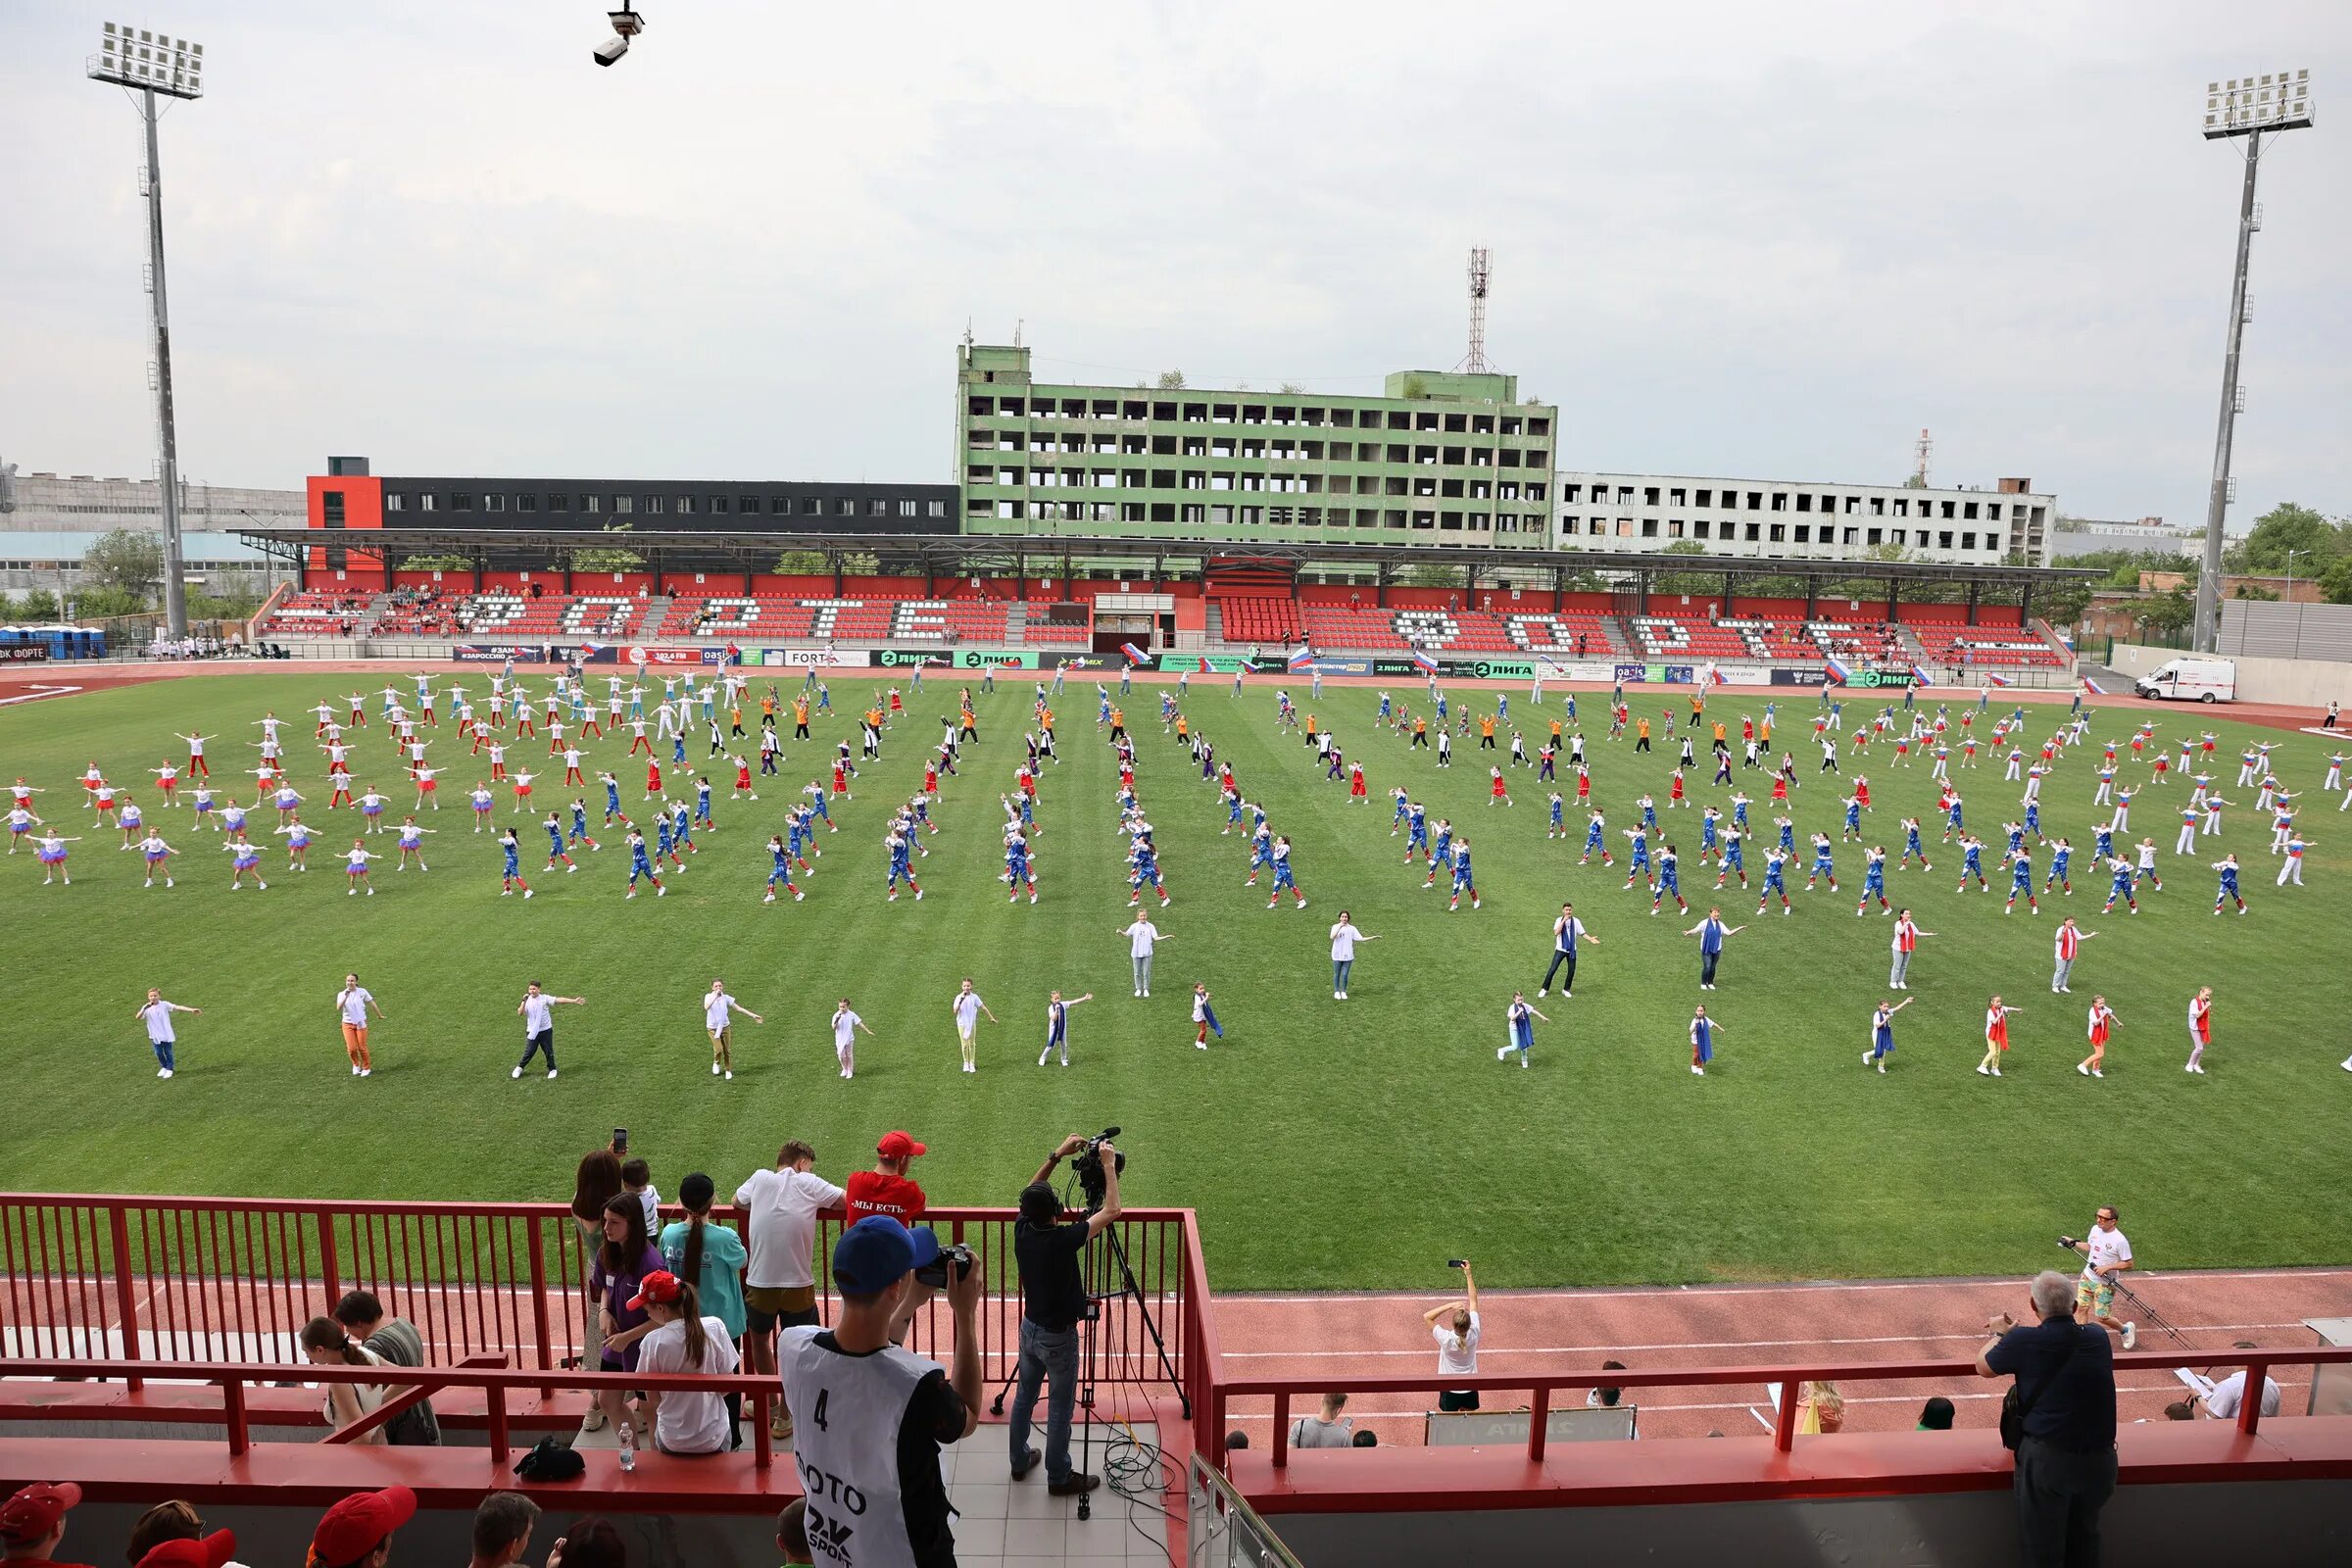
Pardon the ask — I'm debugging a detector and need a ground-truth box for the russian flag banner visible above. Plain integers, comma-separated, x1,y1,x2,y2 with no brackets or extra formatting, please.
1120,642,1150,665
1824,656,1853,685
1288,645,1315,671
2082,675,2107,696
1704,662,1728,688
1985,672,2013,688
1910,663,1933,687
1198,656,1213,674
1411,649,1442,676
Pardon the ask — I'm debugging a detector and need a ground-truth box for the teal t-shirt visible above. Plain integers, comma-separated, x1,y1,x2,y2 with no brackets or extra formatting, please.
658,1219,749,1339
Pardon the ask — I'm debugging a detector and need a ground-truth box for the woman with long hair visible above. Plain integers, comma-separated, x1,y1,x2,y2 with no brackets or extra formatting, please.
569,1146,624,1428
298,1316,387,1445
588,1192,663,1439
657,1172,748,1448
631,1271,741,1455
547,1516,628,1568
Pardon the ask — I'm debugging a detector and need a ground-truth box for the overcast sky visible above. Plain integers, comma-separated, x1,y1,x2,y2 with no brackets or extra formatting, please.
6,2,2346,530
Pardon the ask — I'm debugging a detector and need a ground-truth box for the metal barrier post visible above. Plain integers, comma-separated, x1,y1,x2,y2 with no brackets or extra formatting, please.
106,1205,143,1393
487,1384,510,1465
526,1219,556,1397
1271,1390,1290,1470
221,1372,249,1456
1528,1384,1549,1462
1773,1379,1801,1452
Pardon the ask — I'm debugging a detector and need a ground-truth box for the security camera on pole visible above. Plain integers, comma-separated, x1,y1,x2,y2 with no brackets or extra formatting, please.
86,24,205,642
596,8,646,67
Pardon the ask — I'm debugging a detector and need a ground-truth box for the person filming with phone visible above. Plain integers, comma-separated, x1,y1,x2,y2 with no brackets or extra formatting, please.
1423,1258,1483,1411
1008,1133,1123,1497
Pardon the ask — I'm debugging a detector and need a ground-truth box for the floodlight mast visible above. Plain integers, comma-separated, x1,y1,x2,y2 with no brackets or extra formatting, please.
2193,71,2313,656
87,24,205,640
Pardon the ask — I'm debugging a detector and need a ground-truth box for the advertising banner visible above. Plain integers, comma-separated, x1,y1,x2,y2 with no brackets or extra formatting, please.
1843,668,1919,689
1155,654,1286,674
954,649,1039,670
1771,666,1833,688
1449,658,1538,681
1607,662,1700,684
452,644,547,662
872,648,961,668
756,648,873,669
636,647,711,667
1,647,50,662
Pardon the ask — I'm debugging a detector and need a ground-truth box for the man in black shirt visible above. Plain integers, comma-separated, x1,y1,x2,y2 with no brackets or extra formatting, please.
1009,1134,1122,1496
1978,1269,2118,1568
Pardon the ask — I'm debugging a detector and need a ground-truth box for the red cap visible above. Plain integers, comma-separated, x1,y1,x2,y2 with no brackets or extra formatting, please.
0,1482,80,1544
877,1130,927,1158
137,1530,239,1568
626,1268,683,1311
310,1486,416,1564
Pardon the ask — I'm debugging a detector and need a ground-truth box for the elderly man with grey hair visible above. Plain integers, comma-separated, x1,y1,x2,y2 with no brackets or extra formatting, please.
1977,1269,2118,1568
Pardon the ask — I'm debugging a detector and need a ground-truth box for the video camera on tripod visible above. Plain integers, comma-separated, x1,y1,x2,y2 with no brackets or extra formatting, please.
1070,1125,1126,1213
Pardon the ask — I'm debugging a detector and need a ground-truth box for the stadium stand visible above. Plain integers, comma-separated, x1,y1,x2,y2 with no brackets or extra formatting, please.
451,592,649,640
1214,594,1303,646
1909,620,2070,668
255,592,373,637
655,595,1010,643
1298,606,1624,658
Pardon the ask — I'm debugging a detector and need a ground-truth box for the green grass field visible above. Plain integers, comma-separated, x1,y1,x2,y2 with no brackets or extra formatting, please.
4,668,2348,1291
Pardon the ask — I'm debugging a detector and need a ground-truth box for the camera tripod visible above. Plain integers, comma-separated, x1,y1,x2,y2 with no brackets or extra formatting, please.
989,1221,1188,1522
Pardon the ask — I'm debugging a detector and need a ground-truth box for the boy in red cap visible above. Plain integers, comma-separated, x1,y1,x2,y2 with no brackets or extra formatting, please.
1,1483,93,1568
308,1485,415,1568
847,1132,930,1341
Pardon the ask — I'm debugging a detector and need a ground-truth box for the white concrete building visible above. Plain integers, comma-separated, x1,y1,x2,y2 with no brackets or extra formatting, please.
1554,471,2056,565
0,467,302,593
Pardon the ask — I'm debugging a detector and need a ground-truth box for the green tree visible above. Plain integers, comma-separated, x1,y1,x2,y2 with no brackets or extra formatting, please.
1650,539,1722,598
70,584,150,618
1400,564,1463,589
81,528,166,600
397,553,471,571
2231,583,2279,601
2134,588,2195,635
14,588,59,621
571,522,644,574
772,550,827,574
1276,381,1307,394
2234,502,2346,573
2319,555,2352,605
1154,370,1188,390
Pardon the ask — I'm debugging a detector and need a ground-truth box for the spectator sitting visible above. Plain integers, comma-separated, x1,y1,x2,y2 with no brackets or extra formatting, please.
125,1500,251,1568
2189,1344,2283,1420
2163,1399,2195,1421
1350,1429,1378,1446
1917,1395,1956,1431
299,1317,389,1443
466,1493,540,1568
544,1517,624,1568
1,1483,91,1568
630,1270,742,1456
332,1290,440,1446
1588,1359,1627,1408
1289,1392,1355,1449
309,1485,416,1568
776,1500,812,1567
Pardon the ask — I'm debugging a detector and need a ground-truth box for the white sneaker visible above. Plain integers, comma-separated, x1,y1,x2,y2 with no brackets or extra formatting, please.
711,1061,721,1075
1499,1047,1511,1060
1864,1052,1874,1065
361,1068,371,1076
513,1066,523,1079
723,1069,733,1081
548,1069,558,1079
1991,1066,2001,1076
2122,1323,2137,1349
1977,1065,1990,1076
158,1067,172,1079
2078,1063,2089,1076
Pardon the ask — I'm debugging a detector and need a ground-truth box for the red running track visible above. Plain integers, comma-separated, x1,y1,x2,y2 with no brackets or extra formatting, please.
1208,1267,2352,1444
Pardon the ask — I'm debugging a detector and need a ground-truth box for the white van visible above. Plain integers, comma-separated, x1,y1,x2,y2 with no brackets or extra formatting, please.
2133,658,2236,704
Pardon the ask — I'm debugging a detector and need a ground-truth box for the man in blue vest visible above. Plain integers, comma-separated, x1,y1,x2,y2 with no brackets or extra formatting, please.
1538,903,1598,999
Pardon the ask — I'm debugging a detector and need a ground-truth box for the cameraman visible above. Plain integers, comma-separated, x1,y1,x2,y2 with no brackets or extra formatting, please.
1008,1134,1123,1497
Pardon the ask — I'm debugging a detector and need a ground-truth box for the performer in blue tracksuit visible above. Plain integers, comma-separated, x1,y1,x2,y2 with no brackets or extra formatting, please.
1039,989,1093,1067
1652,845,1687,915
764,834,803,903
1715,827,1746,890
1581,810,1610,865
2005,849,2040,915
500,827,532,899
885,828,922,901
1622,826,1651,890
1900,817,1930,870
1005,829,1037,904
1496,992,1548,1067
2045,837,2073,894
1856,847,1888,913
568,799,599,851
2100,856,2138,914
1266,835,1305,908
1547,791,1566,840
1449,836,1479,912
1758,848,1790,913
1958,835,1987,891
1806,834,1838,892
1403,803,1430,863
1423,820,1456,887
1944,796,1966,841
2213,853,2244,913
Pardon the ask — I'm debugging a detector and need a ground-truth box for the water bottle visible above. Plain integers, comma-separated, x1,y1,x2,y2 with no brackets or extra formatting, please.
616,1422,636,1473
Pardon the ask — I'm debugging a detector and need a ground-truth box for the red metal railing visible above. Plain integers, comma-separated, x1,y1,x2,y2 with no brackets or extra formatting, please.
1217,1348,2352,1471
0,1193,1196,1407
